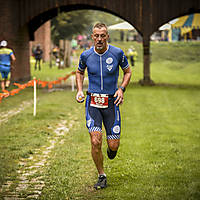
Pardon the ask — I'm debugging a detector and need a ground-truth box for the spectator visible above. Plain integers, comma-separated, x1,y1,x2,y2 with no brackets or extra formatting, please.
0,40,16,91
33,44,43,70
127,46,138,67
52,46,59,59
52,46,60,66
71,38,78,50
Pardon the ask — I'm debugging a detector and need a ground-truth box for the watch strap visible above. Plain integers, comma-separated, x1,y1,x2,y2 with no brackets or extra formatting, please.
119,86,126,92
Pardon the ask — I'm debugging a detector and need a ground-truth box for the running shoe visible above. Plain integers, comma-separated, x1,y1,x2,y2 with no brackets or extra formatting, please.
94,175,107,190
107,147,117,160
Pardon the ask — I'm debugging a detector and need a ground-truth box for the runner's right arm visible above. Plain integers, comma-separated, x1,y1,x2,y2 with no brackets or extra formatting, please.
76,69,85,103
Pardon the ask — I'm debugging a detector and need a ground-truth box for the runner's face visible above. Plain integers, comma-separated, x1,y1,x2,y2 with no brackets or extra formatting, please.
92,27,109,53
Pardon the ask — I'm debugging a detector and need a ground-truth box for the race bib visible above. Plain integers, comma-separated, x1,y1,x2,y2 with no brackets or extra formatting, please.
90,93,108,108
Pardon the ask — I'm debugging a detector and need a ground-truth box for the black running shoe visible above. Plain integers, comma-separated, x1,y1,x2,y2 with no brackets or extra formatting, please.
94,175,107,190
107,147,117,160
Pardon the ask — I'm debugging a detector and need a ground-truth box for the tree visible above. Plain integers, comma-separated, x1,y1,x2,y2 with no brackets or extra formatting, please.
51,10,93,44
51,10,124,68
51,10,123,44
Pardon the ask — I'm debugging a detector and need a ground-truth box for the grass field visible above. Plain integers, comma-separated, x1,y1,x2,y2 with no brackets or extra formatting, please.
0,41,200,199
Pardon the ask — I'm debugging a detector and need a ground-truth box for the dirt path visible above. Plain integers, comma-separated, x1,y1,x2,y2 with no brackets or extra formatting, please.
0,117,77,199
0,101,33,125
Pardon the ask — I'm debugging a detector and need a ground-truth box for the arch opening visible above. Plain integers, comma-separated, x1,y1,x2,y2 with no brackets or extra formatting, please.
28,4,141,41
30,8,142,67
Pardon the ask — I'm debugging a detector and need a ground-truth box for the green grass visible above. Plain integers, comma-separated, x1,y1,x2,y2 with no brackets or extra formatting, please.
30,57,77,81
0,41,200,199
113,41,200,85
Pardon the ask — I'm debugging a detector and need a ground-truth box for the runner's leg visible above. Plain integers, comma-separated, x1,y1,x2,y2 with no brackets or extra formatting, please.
1,79,5,90
5,71,10,88
0,69,8,90
90,131,104,175
6,79,10,88
102,97,121,159
3,78,7,90
107,139,120,151
85,95,105,174
1,72,6,90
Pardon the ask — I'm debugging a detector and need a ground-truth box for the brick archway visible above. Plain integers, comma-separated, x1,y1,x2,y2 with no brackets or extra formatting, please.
0,0,200,83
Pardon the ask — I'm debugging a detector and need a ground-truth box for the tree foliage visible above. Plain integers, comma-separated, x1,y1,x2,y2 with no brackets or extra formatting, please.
51,10,123,44
51,10,93,44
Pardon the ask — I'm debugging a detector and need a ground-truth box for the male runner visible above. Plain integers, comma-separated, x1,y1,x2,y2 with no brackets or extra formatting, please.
76,23,131,189
0,40,16,91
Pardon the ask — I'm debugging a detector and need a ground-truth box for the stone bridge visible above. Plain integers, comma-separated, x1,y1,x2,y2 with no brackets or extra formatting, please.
0,0,200,84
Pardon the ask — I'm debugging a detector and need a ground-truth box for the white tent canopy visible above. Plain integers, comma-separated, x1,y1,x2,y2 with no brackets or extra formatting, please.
108,22,135,30
159,18,179,31
159,23,171,31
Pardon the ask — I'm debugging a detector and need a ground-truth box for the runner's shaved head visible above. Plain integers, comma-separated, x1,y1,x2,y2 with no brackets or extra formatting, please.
93,23,108,34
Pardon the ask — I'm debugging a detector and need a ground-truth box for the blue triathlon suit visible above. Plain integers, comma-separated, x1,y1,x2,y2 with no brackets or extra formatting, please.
0,48,13,79
78,45,129,140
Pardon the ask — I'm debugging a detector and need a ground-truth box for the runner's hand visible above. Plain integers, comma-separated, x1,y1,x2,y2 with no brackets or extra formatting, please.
114,89,124,106
76,91,85,103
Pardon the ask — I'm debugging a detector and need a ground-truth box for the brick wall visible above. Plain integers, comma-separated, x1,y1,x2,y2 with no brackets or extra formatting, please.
29,21,51,62
0,0,31,82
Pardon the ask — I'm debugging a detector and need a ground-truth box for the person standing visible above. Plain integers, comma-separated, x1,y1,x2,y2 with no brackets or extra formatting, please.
0,40,16,91
127,46,137,67
76,23,132,189
33,44,43,70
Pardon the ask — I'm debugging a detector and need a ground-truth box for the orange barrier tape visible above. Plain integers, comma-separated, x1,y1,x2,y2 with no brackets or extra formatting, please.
0,71,76,103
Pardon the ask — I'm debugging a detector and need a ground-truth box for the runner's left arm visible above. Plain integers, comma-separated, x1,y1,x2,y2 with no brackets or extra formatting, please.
11,54,16,61
10,53,16,70
114,66,132,106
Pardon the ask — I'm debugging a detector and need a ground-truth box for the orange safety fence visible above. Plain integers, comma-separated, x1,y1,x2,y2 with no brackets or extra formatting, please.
0,71,76,103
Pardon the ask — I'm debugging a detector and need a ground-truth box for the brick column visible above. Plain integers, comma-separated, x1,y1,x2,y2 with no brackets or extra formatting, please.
0,0,31,82
11,26,31,82
138,37,154,86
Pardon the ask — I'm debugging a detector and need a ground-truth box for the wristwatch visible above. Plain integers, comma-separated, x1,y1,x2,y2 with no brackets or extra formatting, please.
119,86,126,93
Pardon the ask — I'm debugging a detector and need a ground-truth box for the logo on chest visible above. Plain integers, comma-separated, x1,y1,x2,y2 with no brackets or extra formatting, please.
106,57,113,71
